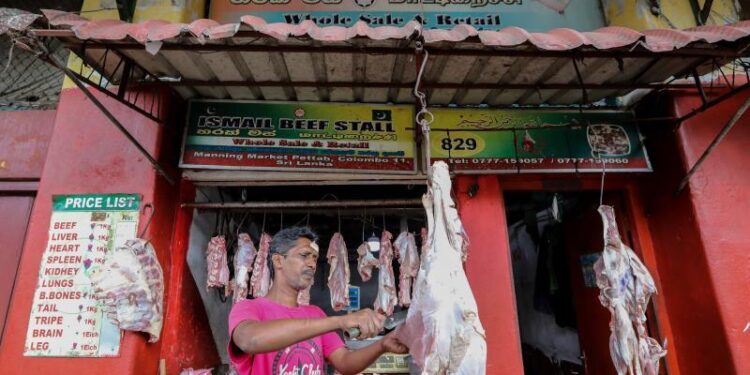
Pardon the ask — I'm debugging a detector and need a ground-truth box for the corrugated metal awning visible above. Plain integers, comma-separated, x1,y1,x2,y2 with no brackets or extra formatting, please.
27,9,750,107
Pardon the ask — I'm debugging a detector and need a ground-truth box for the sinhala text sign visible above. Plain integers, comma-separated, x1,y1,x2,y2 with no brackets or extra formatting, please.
429,109,651,173
209,0,605,31
180,100,416,173
24,194,140,357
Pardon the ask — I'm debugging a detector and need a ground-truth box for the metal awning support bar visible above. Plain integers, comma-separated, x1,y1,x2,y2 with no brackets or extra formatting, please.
29,43,178,185
147,80,706,91
677,93,750,194
181,199,424,209
676,81,750,126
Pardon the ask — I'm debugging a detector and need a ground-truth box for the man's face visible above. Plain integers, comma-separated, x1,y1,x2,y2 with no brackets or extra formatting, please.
275,237,319,291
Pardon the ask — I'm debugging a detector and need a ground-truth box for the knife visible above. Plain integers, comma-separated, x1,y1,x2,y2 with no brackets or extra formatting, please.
345,310,408,339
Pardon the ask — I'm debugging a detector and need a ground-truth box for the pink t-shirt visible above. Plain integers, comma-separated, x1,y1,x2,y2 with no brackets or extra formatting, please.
228,297,345,375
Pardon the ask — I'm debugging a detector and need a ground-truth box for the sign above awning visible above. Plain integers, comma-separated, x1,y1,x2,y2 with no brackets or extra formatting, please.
208,0,606,31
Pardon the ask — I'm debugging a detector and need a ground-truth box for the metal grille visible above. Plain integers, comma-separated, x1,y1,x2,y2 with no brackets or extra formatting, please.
0,35,68,110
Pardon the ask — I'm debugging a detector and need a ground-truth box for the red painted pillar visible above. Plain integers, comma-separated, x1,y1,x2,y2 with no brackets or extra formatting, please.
670,90,750,375
456,175,524,374
160,180,221,373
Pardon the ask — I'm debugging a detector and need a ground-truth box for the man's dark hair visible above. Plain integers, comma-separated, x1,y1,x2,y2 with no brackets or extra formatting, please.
268,226,318,277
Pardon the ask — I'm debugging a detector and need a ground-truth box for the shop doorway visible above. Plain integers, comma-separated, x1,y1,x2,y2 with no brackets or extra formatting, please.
185,184,427,373
505,191,661,375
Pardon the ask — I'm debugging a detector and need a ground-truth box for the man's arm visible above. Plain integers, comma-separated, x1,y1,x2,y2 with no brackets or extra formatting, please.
232,309,384,354
327,330,408,375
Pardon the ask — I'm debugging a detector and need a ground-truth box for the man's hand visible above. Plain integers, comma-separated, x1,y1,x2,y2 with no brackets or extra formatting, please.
337,309,385,339
380,330,408,354
328,327,410,374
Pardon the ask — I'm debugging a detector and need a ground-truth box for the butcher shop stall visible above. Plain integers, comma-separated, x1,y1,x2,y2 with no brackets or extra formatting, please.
185,184,428,374
6,6,750,375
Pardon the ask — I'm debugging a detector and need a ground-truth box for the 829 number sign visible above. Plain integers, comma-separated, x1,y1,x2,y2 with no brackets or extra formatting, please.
441,137,477,151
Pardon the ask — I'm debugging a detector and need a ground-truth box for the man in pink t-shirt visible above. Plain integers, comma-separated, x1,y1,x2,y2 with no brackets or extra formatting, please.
228,227,408,375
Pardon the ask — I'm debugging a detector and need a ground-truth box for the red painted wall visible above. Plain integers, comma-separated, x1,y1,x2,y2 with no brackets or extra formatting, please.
637,88,750,375
671,89,750,374
456,175,524,375
0,196,35,344
0,88,182,374
0,110,56,179
160,180,221,374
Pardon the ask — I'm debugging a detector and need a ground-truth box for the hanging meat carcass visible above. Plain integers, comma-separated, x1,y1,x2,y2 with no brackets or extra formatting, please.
90,239,164,342
206,235,230,290
251,233,272,298
327,233,350,311
356,241,379,282
374,230,398,316
397,161,487,374
594,205,666,375
394,231,420,307
232,233,257,303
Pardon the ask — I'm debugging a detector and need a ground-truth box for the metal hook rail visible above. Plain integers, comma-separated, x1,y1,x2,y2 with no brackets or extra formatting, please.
181,198,424,210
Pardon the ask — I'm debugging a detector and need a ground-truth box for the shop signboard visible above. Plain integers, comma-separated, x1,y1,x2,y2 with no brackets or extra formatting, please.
209,0,605,32
180,100,417,173
429,109,651,173
24,194,140,357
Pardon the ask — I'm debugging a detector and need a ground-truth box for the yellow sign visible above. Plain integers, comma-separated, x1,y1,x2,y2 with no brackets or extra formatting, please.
363,353,410,373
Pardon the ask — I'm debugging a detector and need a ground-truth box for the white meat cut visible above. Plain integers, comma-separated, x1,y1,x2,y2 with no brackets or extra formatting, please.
356,241,379,282
374,230,398,316
232,233,257,303
394,231,420,307
397,161,487,374
206,235,230,290
90,239,164,342
594,205,666,375
327,232,350,311
251,233,272,298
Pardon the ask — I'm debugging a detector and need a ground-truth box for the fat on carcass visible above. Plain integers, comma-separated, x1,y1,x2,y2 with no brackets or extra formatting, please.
594,205,666,375
206,235,230,290
394,231,420,307
327,233,350,311
90,239,164,342
251,233,272,298
374,230,398,316
356,241,379,282
232,233,257,303
397,161,487,374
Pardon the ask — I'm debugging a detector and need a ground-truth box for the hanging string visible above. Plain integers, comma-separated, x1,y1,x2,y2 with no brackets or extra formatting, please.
362,208,367,242
382,212,387,232
337,208,342,233
261,209,267,234
280,211,284,230
599,151,607,206
236,212,249,238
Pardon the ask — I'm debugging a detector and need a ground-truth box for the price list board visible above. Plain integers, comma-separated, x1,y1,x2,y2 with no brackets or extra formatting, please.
24,194,140,357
